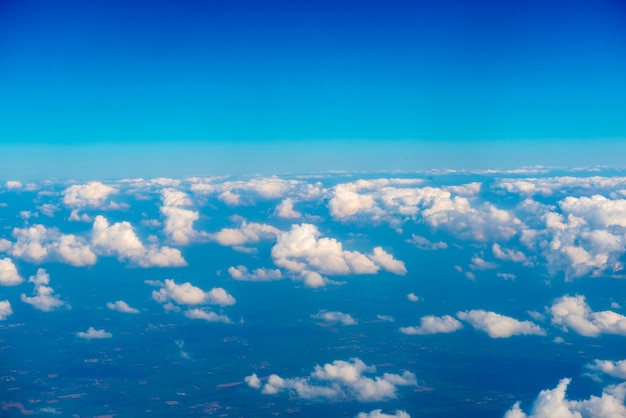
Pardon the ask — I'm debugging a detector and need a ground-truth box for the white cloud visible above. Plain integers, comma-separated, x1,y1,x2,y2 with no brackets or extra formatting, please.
0,239,11,253
456,310,545,338
492,243,531,265
356,410,410,418
271,224,406,283
152,279,235,306
10,225,96,266
228,265,283,281
63,182,118,208
0,300,12,320
406,234,447,250
586,359,626,380
550,295,626,337
246,358,416,402
91,215,186,267
312,310,357,326
274,198,302,219
76,327,112,339
245,373,262,389
212,221,280,247
107,300,140,314
497,272,517,280
407,293,419,302
160,189,205,245
0,257,23,286
6,180,23,190
469,256,498,270
377,314,395,322
21,268,64,311
504,378,626,418
184,308,232,324
37,204,59,217
400,315,462,335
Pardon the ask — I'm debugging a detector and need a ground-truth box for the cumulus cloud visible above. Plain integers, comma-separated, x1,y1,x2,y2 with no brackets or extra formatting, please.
274,198,302,219
76,327,112,339
184,308,232,324
160,189,205,245
456,310,545,338
492,244,531,265
504,378,626,418
400,315,462,335
10,225,96,266
6,180,23,190
228,265,283,281
91,215,186,267
21,268,64,311
246,358,416,402
212,221,280,247
0,300,12,320
63,181,118,208
550,295,626,337
107,300,140,314
312,310,357,326
407,293,420,302
271,224,406,286
586,359,626,380
0,257,23,286
152,279,235,306
355,410,410,418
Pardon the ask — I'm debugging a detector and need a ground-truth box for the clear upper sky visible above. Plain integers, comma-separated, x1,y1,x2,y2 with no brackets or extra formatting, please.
1,0,625,177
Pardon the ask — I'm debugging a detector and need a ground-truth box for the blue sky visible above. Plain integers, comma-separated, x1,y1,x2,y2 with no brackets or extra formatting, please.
1,0,625,176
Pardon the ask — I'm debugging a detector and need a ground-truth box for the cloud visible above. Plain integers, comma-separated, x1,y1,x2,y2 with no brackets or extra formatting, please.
400,315,462,335
586,359,626,380
406,234,447,250
246,358,416,402
184,308,232,324
469,256,498,270
550,295,626,337
106,300,140,314
20,268,64,311
160,189,205,245
10,225,96,266
63,182,118,208
274,198,302,219
6,180,23,190
0,300,12,320
76,327,112,339
245,374,262,389
407,293,419,302
152,279,235,306
504,378,626,418
0,257,23,286
377,314,395,322
492,243,531,265
212,221,280,247
91,215,186,267
228,265,283,281
311,310,357,326
456,310,545,338
355,410,410,418
271,224,406,285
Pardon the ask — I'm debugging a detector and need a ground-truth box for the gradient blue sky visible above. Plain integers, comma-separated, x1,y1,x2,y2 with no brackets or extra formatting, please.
1,0,625,177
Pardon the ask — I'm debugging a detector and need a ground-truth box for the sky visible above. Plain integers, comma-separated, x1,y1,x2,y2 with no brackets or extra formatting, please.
1,0,626,178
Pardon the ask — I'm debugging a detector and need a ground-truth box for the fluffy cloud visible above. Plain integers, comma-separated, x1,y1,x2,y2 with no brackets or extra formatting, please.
550,295,626,337
407,293,420,302
152,279,235,306
0,257,23,286
504,378,626,418
496,176,626,197
246,358,416,402
63,181,118,208
492,243,531,265
456,310,545,338
271,224,406,286
10,225,96,266
0,300,12,320
160,189,204,245
91,215,186,267
184,308,232,324
311,310,357,326
355,410,410,418
228,265,283,281
586,359,626,380
107,300,140,314
406,234,447,250
400,315,462,335
212,221,280,247
274,198,302,219
76,327,112,339
21,268,64,311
